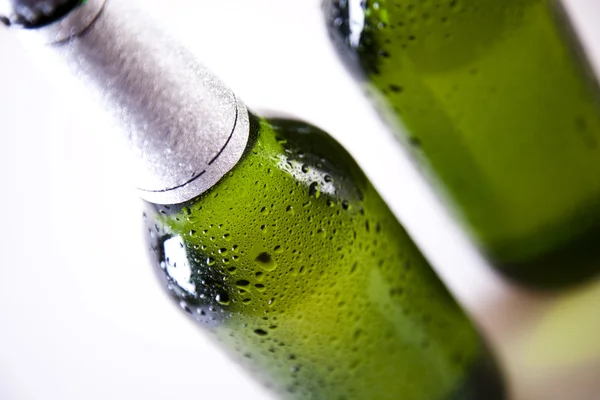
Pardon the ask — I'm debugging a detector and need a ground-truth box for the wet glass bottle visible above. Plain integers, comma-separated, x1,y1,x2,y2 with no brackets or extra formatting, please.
324,0,600,288
3,0,505,398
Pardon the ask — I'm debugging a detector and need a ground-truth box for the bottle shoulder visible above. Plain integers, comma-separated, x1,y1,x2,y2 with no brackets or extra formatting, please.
148,113,370,214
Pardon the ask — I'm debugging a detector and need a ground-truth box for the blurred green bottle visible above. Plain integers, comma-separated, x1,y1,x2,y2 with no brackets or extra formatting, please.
3,0,504,398
324,0,600,288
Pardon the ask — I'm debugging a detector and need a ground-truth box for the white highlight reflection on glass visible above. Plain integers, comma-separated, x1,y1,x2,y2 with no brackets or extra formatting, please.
164,236,195,295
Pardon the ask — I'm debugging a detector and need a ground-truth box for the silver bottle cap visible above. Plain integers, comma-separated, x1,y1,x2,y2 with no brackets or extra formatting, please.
2,0,250,205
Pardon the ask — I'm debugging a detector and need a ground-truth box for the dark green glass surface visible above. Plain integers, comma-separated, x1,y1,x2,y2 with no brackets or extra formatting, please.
325,0,600,288
145,114,504,399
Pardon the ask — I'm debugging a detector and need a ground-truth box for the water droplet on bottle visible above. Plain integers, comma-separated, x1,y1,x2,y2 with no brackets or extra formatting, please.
308,182,321,198
216,292,230,305
389,84,404,93
179,301,192,314
254,252,277,271
254,283,266,292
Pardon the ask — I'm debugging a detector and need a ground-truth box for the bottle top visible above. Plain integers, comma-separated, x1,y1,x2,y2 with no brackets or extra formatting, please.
2,0,250,205
1,0,81,27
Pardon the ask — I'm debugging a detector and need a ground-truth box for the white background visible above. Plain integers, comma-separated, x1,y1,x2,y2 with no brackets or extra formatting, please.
1,1,600,399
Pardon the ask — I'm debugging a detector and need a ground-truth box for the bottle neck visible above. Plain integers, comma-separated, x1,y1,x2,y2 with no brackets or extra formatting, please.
6,0,250,205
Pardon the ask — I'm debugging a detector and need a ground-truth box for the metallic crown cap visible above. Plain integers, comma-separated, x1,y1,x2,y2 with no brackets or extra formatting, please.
1,0,80,27
2,0,250,205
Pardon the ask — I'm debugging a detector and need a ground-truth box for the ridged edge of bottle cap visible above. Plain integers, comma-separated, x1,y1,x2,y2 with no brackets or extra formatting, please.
5,0,105,43
4,0,81,28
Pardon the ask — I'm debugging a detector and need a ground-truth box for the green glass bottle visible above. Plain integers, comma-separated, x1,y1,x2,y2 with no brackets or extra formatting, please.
4,0,504,398
324,0,600,288
147,116,504,399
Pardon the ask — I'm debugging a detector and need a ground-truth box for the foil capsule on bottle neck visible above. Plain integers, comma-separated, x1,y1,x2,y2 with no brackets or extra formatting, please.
4,0,250,205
